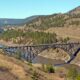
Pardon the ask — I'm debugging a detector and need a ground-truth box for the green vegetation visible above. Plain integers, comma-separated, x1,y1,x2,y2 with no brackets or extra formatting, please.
46,64,55,73
27,15,66,30
27,61,33,66
25,10,80,30
63,37,70,43
67,67,78,80
59,37,70,43
70,21,80,26
0,30,22,41
42,64,55,73
32,71,39,80
69,14,80,18
76,74,80,80
0,30,57,44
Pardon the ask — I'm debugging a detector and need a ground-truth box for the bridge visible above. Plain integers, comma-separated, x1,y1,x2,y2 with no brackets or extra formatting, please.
0,42,80,64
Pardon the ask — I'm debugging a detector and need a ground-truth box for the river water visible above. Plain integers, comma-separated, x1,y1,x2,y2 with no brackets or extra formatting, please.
32,56,80,72
32,56,65,65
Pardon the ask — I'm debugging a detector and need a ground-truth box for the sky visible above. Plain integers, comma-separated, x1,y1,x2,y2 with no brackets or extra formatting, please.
0,0,80,19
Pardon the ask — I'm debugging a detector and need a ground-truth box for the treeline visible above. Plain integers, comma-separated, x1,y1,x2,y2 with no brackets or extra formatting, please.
26,15,66,30
0,30,57,44
26,13,80,30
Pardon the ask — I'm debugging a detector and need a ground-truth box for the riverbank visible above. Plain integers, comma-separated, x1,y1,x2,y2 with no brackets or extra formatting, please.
32,56,80,68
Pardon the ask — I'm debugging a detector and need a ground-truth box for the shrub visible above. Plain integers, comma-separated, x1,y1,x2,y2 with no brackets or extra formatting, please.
76,74,80,80
32,71,38,80
46,64,55,73
27,61,32,66
63,37,70,43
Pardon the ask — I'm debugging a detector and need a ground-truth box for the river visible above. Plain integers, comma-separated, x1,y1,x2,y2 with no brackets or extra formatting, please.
32,56,80,72
32,56,65,65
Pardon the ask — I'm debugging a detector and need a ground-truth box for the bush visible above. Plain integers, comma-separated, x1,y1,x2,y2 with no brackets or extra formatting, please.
32,71,38,80
46,64,55,73
63,37,70,43
27,61,32,66
76,74,80,80
41,64,55,73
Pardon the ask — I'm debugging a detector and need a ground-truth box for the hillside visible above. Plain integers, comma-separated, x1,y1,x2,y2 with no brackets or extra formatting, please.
22,6,79,30
0,6,80,30
0,6,80,80
0,6,80,67
0,50,52,80
0,50,70,80
0,50,80,80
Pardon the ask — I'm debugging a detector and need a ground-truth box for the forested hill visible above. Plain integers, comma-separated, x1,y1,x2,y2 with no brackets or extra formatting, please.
26,6,80,30
0,6,80,29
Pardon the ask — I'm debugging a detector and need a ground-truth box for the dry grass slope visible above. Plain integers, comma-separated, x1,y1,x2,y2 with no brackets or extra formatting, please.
0,51,69,80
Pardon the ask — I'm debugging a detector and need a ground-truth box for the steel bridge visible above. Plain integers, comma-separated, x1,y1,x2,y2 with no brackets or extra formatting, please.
1,42,80,64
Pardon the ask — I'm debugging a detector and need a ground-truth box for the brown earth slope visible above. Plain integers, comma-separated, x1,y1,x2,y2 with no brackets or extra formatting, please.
0,51,67,80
